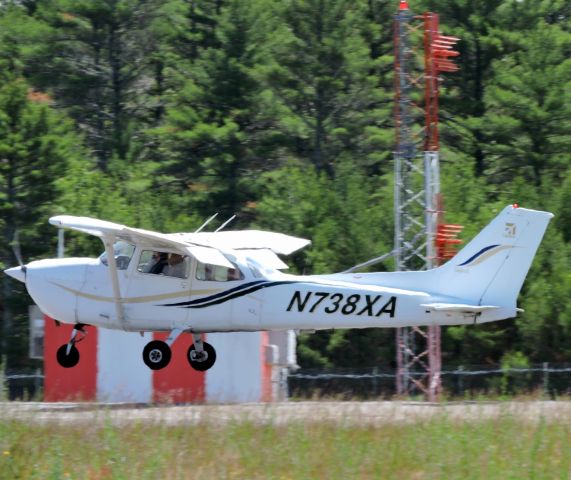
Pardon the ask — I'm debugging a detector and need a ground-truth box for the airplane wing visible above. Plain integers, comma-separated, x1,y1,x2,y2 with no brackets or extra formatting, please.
49,215,126,238
181,230,311,255
49,215,234,268
49,216,310,269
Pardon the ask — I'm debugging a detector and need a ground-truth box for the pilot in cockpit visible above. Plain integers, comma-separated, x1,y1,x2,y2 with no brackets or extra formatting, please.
144,251,168,274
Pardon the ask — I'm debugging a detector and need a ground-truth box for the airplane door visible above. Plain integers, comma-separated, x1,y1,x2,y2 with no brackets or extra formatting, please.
124,249,192,331
188,262,261,331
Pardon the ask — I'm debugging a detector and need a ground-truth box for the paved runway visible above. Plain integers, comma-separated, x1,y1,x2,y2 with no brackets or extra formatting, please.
2,400,570,426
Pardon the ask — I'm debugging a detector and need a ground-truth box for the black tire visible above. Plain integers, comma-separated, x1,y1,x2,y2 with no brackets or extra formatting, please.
187,342,216,371
142,340,172,370
56,344,80,368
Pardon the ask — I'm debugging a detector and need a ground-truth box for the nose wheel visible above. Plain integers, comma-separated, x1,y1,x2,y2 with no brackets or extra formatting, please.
56,344,80,368
56,324,86,368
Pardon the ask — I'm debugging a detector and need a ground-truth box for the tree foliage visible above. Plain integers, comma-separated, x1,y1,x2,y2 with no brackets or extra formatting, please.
0,0,569,372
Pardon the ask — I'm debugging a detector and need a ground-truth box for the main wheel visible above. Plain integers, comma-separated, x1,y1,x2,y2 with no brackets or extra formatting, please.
142,340,172,370
56,344,80,368
187,342,216,371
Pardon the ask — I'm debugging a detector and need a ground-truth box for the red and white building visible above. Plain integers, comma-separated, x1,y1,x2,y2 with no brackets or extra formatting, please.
41,314,295,403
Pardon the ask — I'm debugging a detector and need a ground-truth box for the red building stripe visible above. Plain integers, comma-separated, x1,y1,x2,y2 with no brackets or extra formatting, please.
261,331,272,402
152,332,206,403
44,317,98,402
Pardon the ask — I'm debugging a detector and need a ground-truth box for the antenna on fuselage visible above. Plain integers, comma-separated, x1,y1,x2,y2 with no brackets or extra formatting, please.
215,214,237,232
194,213,218,233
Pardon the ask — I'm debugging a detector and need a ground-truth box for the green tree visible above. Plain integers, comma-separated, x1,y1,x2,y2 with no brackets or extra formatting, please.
184,0,224,63
263,0,386,177
483,21,571,186
421,0,504,177
29,0,167,169
0,75,91,367
155,0,278,221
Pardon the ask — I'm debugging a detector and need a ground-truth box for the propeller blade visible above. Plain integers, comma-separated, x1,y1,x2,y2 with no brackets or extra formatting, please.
11,230,24,267
6,230,27,282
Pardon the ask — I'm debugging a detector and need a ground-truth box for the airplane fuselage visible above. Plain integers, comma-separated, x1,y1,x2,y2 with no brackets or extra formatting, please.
23,255,496,334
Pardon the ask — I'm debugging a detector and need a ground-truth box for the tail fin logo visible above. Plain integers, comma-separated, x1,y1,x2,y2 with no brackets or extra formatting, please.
504,223,516,238
458,244,514,267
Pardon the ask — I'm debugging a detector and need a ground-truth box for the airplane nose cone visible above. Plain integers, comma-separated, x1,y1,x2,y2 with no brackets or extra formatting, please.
4,266,26,283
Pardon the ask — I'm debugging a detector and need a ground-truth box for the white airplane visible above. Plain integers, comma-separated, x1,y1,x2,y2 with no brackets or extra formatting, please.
4,204,552,372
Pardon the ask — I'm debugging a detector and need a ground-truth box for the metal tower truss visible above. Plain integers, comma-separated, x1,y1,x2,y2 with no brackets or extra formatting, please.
393,1,459,401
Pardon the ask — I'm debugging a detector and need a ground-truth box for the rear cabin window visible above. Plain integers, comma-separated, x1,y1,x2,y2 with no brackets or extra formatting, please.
196,262,244,282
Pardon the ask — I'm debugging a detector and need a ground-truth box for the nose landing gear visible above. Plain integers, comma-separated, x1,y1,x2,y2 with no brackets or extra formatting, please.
56,324,87,368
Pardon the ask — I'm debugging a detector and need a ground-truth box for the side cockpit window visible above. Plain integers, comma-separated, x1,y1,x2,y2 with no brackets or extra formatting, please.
196,262,244,282
137,250,189,279
100,241,135,270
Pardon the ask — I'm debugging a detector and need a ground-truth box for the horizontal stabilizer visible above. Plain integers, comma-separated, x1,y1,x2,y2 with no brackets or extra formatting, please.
421,303,500,313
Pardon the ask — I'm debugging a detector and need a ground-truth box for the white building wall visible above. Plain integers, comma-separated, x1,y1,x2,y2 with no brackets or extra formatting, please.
97,329,153,402
205,332,263,403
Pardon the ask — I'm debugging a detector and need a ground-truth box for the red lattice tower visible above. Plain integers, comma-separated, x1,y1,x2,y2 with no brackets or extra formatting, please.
394,2,461,401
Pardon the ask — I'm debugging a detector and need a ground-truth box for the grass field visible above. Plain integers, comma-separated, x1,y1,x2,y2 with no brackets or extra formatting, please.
1,403,570,479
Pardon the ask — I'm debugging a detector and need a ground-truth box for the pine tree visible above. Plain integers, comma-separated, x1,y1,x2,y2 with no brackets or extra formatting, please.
28,0,167,169
0,75,90,367
421,0,505,177
483,21,571,186
155,0,277,220
262,0,386,177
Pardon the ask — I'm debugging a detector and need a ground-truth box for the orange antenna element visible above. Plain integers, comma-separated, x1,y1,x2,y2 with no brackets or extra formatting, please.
435,223,463,263
423,13,460,151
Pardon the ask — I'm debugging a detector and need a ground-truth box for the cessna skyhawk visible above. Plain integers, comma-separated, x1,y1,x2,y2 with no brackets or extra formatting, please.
4,205,552,372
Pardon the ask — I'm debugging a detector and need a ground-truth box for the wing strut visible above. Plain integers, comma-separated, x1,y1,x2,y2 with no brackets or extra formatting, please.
103,234,127,330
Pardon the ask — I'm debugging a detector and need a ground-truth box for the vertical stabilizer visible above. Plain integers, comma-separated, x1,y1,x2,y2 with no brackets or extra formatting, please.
436,205,553,308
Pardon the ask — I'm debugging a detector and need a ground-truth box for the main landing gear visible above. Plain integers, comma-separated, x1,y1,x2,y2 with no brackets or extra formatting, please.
141,331,217,372
187,336,216,372
56,323,87,368
142,340,172,370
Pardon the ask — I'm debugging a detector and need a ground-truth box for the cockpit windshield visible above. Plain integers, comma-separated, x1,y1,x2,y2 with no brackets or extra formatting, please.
99,241,136,270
